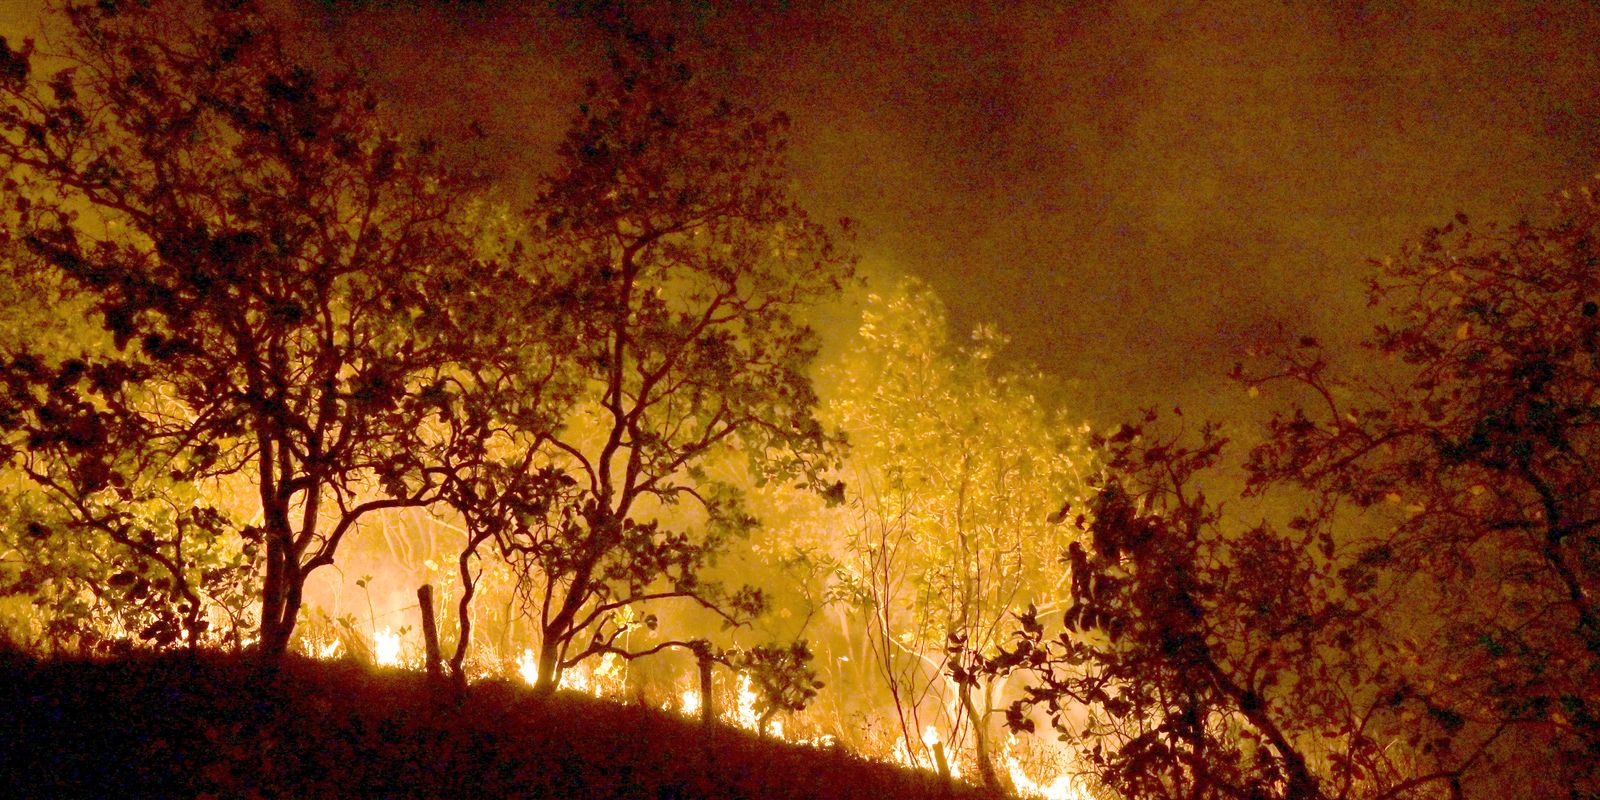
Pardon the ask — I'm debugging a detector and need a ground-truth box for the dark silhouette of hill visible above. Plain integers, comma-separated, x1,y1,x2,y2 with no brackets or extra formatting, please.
1,649,1000,799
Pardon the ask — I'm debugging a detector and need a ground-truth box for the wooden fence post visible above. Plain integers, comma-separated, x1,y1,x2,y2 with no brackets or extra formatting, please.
418,584,443,681
696,647,715,726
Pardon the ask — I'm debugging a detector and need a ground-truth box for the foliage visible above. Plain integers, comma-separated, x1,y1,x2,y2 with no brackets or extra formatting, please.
979,179,1600,800
469,27,854,690
970,417,1410,800
816,281,1090,790
726,638,826,734
1239,179,1600,796
0,0,495,654
0,472,259,652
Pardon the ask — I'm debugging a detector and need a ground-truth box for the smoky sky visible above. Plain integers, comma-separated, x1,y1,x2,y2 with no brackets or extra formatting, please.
8,0,1600,424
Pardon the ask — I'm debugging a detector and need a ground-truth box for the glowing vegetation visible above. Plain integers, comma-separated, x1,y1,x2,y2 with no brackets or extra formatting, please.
0,0,489,656
803,281,1095,792
0,1,1596,799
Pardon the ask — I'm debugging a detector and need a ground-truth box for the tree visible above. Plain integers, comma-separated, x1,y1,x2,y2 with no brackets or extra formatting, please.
480,28,853,691
1239,179,1600,796
979,179,1600,800
725,639,825,736
0,193,263,652
0,0,494,655
973,417,1414,800
817,281,1090,791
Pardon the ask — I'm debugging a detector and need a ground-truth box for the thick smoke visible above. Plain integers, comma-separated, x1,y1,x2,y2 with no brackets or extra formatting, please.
6,0,1598,424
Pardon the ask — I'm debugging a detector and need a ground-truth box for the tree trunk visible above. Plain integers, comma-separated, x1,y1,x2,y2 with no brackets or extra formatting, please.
960,682,1009,794
534,625,562,692
258,582,303,658
535,556,601,691
450,532,488,688
258,556,298,656
257,498,299,658
449,581,474,687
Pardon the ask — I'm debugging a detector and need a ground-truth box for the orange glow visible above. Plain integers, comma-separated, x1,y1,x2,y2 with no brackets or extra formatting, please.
679,686,701,718
516,649,539,687
1004,736,1093,800
733,674,780,738
889,725,963,780
373,628,403,668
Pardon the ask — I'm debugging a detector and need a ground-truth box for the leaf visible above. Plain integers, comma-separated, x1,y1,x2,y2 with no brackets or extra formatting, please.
1047,500,1071,525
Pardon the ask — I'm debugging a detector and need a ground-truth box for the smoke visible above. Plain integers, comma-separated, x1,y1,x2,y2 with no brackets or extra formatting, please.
10,1,1595,783
758,0,1600,421
7,0,1598,424
302,0,1600,423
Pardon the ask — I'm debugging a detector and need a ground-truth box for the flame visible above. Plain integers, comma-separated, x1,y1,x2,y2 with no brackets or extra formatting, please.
733,674,783,738
513,651,626,697
373,628,402,667
307,627,1079,791
317,638,343,659
735,674,760,729
889,725,962,779
1004,736,1093,800
517,649,539,686
590,652,625,692
563,666,593,694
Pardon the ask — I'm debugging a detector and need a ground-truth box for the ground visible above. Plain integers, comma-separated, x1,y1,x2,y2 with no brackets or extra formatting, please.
1,648,1001,799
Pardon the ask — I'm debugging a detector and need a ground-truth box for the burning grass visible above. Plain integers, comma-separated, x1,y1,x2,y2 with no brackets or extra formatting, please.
0,648,1005,800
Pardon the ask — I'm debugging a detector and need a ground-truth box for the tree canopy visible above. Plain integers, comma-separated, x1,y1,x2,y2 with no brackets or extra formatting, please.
813,280,1090,789
975,179,1600,799
0,0,502,654
445,28,854,691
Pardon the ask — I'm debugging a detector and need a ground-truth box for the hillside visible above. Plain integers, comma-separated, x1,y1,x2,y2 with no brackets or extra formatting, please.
0,649,1003,800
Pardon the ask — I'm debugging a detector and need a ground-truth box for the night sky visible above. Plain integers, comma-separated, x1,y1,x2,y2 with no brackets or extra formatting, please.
10,0,1600,423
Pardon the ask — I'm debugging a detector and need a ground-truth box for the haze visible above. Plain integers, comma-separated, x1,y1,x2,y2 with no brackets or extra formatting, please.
300,0,1600,423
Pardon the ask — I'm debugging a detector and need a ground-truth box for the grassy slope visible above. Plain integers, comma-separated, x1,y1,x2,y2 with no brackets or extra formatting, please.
1,650,1002,800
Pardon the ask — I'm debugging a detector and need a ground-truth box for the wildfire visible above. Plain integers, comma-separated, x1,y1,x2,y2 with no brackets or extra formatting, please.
373,628,403,667
890,725,962,779
317,638,343,659
516,649,539,686
515,651,628,697
1004,736,1094,800
733,674,782,738
321,632,1032,789
563,666,593,694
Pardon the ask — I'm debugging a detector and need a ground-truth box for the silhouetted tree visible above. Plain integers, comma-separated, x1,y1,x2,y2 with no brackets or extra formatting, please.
0,0,494,655
487,28,854,691
977,180,1600,800
970,417,1405,800
1240,178,1600,797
